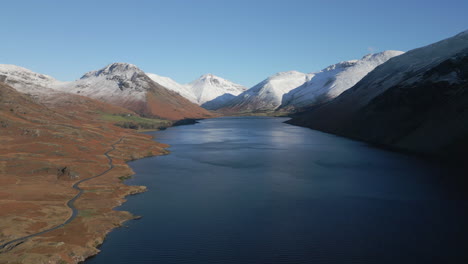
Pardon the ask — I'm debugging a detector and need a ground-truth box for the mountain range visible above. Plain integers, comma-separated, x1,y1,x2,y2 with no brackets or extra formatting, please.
1,30,467,161
0,63,215,121
147,73,247,107
0,50,405,118
211,50,404,113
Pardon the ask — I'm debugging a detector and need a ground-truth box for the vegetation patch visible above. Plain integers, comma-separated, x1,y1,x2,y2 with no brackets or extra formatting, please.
99,112,172,130
118,175,132,182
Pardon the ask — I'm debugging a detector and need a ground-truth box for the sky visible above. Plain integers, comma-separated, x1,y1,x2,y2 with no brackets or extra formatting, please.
1,0,467,87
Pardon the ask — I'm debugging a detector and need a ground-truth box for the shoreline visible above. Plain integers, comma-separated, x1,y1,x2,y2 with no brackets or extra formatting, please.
285,118,468,166
78,135,170,263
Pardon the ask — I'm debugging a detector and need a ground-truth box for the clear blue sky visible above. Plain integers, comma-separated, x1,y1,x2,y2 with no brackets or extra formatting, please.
1,0,466,87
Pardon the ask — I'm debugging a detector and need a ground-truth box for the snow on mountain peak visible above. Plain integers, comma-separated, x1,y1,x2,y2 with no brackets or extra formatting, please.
280,50,404,109
81,62,143,80
455,29,468,37
268,70,306,79
54,62,154,102
323,61,359,72
0,64,63,95
361,50,404,62
195,73,228,87
199,73,216,79
146,72,247,106
214,71,311,112
189,73,246,105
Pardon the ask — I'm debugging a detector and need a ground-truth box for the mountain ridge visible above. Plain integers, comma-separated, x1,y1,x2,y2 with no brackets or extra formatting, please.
279,50,404,110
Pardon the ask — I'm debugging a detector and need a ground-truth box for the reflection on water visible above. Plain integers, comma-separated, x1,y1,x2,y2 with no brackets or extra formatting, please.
87,117,468,264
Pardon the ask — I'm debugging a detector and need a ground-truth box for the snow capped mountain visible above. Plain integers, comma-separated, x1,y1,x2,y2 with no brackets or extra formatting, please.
55,63,214,120
56,62,150,101
280,50,404,109
189,74,247,105
0,64,64,95
287,30,468,156
217,71,312,112
146,72,246,107
146,73,198,103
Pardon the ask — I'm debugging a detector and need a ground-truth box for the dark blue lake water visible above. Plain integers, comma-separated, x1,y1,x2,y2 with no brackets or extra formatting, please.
86,117,468,264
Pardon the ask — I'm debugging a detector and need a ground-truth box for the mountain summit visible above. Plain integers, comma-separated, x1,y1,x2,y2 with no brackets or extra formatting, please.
0,64,64,95
80,62,143,79
146,72,246,107
189,74,247,105
56,62,156,101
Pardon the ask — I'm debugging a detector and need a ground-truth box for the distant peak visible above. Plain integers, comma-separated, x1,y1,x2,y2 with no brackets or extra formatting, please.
0,64,58,81
454,29,468,38
103,62,140,72
0,64,32,72
361,50,404,61
269,71,306,79
81,62,143,79
323,60,358,72
199,73,218,79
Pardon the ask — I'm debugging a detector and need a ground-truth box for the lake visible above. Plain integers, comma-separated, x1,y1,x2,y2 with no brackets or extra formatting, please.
86,117,468,264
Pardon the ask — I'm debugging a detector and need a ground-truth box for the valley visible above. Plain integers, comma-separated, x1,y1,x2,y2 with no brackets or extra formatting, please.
0,28,467,264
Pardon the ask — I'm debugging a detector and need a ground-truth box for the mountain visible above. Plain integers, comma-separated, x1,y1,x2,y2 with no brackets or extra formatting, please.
188,74,247,106
287,30,468,158
0,64,64,96
146,72,246,109
280,51,404,110
0,63,141,119
217,71,312,113
55,63,215,120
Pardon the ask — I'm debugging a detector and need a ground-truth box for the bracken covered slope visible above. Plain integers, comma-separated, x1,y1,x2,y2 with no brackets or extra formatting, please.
0,82,169,263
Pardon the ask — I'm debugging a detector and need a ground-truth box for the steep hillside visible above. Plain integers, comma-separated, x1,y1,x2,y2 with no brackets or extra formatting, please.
146,73,198,103
0,81,169,263
287,30,468,159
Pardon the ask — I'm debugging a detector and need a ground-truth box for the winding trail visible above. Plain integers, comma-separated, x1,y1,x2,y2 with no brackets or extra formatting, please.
0,137,124,251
